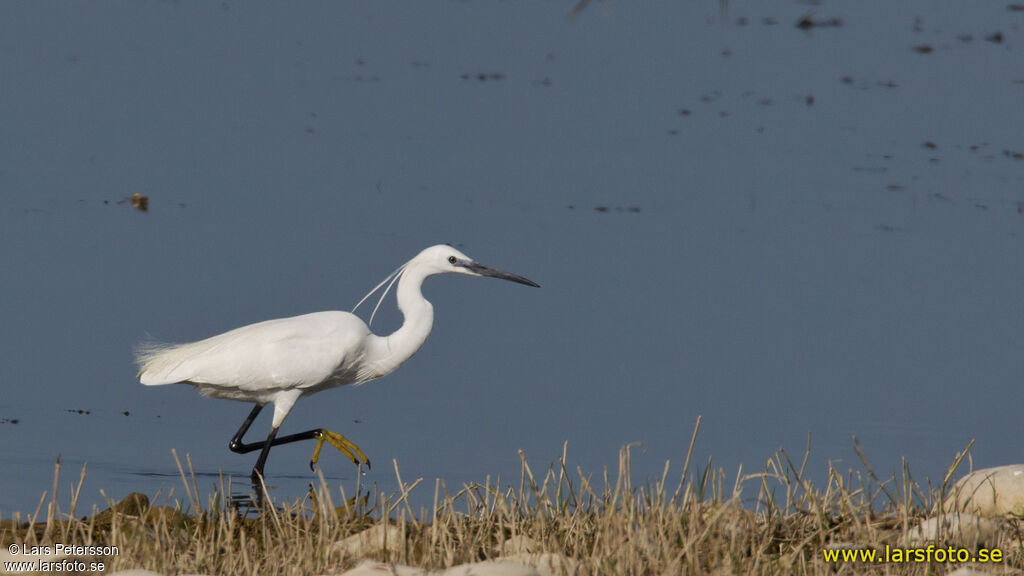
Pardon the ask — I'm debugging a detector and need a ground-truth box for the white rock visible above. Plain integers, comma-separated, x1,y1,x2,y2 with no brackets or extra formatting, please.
332,560,536,576
904,513,1000,547
330,554,576,576
822,542,870,551
503,553,578,576
946,568,998,576
495,535,540,555
332,524,408,558
441,560,540,576
944,464,1024,517
330,561,426,576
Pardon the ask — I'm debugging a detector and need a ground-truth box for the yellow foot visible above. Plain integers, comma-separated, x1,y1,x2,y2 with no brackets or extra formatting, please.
310,429,371,470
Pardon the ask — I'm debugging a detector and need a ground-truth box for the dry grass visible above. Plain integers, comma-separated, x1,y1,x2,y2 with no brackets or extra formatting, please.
2,422,1023,575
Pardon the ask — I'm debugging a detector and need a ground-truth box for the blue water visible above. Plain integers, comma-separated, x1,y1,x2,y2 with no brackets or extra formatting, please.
1,1,1022,516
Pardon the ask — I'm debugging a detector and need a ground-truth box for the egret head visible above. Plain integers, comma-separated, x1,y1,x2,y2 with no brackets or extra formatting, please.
355,245,539,325
413,245,540,286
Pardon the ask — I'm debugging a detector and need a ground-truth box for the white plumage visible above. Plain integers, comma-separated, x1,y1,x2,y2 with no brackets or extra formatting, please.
138,312,372,400
135,244,539,481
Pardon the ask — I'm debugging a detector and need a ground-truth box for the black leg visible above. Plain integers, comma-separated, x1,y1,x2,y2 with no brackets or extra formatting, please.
229,404,264,453
228,404,369,507
252,426,278,484
230,404,350,477
230,404,333,455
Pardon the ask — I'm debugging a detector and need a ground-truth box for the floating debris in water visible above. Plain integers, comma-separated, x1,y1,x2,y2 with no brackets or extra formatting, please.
795,13,843,30
111,192,149,211
593,206,641,213
460,72,505,81
131,192,148,212
67,409,91,415
699,91,721,103
986,31,1004,43
912,44,934,54
874,224,900,233
922,141,938,149
0,418,19,424
568,0,591,18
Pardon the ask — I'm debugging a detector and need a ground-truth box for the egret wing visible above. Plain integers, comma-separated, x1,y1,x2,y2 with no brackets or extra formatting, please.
136,311,369,391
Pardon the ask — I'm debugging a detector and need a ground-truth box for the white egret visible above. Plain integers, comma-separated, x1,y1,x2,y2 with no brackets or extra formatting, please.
135,245,539,486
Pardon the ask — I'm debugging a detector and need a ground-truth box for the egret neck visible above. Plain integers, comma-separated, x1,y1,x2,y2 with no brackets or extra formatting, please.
364,263,435,379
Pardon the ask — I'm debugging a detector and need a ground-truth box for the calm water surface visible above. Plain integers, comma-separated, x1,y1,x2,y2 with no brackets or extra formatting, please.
0,1,1022,514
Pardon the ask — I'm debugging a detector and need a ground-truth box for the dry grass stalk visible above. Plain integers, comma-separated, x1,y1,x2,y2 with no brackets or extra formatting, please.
0,431,1020,575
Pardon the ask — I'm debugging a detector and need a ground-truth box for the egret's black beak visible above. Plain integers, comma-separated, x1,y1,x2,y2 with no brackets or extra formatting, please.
463,262,540,288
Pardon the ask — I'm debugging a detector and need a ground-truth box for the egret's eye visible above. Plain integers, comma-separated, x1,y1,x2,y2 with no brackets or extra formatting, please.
448,256,457,264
